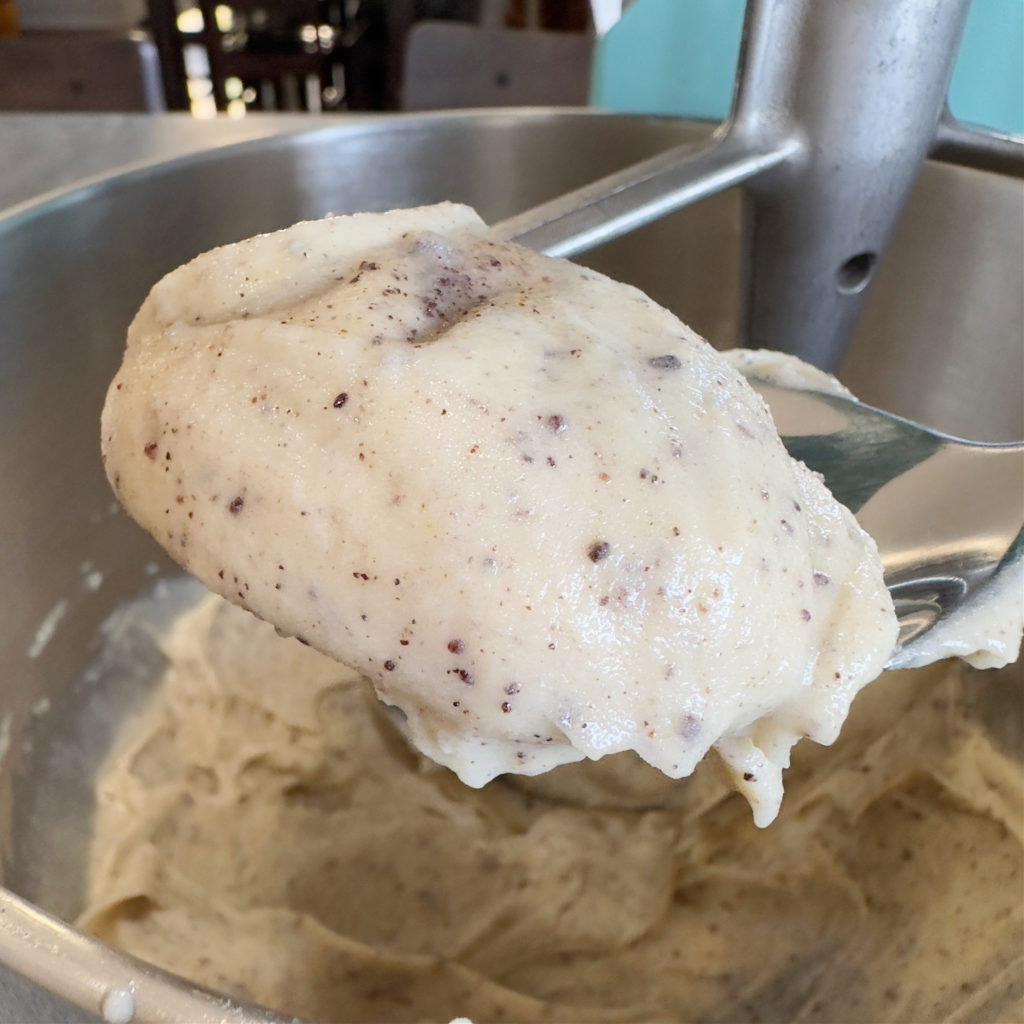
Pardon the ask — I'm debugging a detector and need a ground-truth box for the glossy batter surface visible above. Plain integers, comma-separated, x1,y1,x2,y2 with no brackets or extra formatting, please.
77,594,1023,1023
101,204,897,825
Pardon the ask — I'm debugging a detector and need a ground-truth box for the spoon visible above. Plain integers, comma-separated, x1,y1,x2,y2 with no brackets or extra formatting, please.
748,380,1024,664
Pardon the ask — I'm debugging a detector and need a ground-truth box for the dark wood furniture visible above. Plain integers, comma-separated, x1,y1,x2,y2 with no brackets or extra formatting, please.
0,30,164,111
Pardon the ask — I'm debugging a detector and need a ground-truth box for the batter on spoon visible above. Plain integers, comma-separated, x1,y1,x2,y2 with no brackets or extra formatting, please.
101,202,897,825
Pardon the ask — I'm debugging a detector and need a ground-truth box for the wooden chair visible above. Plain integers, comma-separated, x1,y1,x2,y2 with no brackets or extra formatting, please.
147,0,347,112
0,30,164,111
401,21,592,110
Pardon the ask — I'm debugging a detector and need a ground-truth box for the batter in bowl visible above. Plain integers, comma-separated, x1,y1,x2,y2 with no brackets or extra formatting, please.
77,591,1022,1022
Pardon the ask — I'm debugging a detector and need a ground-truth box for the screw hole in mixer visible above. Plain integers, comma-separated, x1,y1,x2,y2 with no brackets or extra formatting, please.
835,252,877,293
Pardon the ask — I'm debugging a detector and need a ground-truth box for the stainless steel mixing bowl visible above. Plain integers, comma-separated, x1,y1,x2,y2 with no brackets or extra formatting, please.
0,110,1021,1021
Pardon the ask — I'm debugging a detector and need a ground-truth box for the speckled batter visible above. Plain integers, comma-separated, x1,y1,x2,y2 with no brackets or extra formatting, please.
101,203,898,826
77,593,1023,1024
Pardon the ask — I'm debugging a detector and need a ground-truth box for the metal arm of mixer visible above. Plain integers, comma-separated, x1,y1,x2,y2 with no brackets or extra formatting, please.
492,129,798,258
495,0,1023,371
932,109,1024,179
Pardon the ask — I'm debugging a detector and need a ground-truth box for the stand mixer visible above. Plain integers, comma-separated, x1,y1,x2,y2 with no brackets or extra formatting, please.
0,2,1020,1020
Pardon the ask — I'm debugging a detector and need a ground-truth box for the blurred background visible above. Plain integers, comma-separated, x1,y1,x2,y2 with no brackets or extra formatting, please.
0,0,1021,133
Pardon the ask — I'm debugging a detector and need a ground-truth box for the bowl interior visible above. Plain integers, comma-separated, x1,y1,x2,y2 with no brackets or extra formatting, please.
0,110,1020,1014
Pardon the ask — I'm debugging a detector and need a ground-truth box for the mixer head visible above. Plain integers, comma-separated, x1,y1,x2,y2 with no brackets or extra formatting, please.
499,0,1024,369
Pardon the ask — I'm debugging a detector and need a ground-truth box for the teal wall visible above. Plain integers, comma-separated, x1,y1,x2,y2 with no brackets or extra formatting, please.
950,0,1024,134
592,0,1024,136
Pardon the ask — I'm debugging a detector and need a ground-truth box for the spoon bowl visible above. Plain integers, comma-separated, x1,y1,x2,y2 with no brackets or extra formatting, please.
750,380,1024,663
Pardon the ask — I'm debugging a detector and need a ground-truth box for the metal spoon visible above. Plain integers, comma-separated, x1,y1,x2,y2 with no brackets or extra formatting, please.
748,380,1024,664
